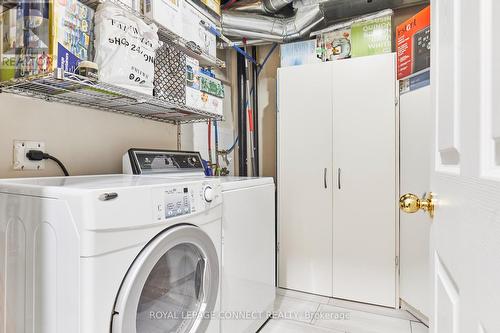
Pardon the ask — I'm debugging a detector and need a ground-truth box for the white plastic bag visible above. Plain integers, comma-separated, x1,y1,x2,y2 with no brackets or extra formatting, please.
94,2,161,95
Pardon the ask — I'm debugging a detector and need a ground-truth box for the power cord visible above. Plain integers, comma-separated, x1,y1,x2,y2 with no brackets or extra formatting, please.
26,150,70,176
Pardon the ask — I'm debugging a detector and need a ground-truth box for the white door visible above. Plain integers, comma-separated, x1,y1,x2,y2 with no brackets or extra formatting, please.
399,86,432,320
332,54,397,307
277,63,334,296
400,0,500,332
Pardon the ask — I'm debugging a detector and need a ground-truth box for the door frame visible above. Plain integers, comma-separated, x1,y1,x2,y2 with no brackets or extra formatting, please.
395,80,401,310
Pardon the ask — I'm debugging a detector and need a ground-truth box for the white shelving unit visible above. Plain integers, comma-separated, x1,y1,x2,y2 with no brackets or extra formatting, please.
0,70,223,124
0,0,226,124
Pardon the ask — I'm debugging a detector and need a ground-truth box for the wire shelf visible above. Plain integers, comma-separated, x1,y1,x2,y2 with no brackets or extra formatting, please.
0,70,223,124
83,0,226,68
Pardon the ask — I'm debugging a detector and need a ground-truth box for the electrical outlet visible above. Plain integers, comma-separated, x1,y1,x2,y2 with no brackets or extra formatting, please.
13,140,46,171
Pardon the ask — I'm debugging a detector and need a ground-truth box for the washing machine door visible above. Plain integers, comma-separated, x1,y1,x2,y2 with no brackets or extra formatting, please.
112,224,219,333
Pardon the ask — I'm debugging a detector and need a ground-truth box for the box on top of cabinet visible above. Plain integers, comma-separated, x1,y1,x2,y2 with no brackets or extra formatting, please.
350,15,392,58
315,10,393,63
396,6,430,80
280,40,320,67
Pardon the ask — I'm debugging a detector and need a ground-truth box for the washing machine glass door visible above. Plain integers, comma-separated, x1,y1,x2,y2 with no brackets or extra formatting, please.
112,224,219,333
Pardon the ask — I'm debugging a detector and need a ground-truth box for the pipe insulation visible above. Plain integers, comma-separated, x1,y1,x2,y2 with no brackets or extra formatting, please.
226,0,294,14
222,5,324,42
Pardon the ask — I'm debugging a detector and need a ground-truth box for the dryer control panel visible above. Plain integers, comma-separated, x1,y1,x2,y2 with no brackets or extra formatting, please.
125,149,205,175
152,181,221,221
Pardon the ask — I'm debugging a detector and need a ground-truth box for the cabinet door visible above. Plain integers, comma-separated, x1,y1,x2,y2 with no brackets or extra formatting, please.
278,63,334,296
332,54,397,307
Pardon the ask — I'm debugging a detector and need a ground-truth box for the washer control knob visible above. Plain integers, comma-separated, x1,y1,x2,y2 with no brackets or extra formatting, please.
203,186,214,202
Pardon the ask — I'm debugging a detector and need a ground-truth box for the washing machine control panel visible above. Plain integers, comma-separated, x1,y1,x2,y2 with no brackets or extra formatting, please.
152,181,221,221
163,187,193,218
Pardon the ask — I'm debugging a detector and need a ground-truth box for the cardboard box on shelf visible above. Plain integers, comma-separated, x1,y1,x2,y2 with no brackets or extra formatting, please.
199,73,224,98
143,0,217,58
186,88,223,116
142,0,184,37
186,56,200,90
1,1,51,81
93,1,161,95
120,0,140,12
0,0,94,81
181,0,216,58
185,56,223,116
51,0,94,73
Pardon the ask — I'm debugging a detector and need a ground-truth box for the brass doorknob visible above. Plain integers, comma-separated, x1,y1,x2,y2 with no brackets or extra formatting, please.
399,192,435,218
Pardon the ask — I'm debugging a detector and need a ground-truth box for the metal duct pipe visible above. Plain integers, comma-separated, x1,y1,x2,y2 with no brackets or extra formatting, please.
227,0,293,14
227,0,267,14
222,5,324,42
264,0,293,12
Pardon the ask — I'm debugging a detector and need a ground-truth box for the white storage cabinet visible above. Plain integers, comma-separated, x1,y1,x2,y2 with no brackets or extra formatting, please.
277,53,398,307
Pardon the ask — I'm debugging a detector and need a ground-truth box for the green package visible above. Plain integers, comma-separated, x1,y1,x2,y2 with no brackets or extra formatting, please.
351,15,392,58
200,74,224,98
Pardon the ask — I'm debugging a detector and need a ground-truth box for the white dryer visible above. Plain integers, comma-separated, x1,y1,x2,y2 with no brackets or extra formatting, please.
0,175,222,333
124,149,276,333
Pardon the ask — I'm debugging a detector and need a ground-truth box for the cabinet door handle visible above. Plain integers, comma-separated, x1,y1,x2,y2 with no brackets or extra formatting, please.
324,168,328,189
338,168,341,190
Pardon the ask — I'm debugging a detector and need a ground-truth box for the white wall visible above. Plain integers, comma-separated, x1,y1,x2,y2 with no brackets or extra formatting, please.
257,44,279,179
220,46,279,178
0,94,177,178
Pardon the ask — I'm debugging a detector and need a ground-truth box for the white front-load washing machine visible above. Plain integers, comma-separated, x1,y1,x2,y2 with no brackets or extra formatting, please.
0,175,222,333
123,149,276,333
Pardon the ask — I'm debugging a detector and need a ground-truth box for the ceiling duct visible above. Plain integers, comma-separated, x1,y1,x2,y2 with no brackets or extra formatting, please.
221,0,427,43
265,0,295,12
227,0,294,14
222,4,324,42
